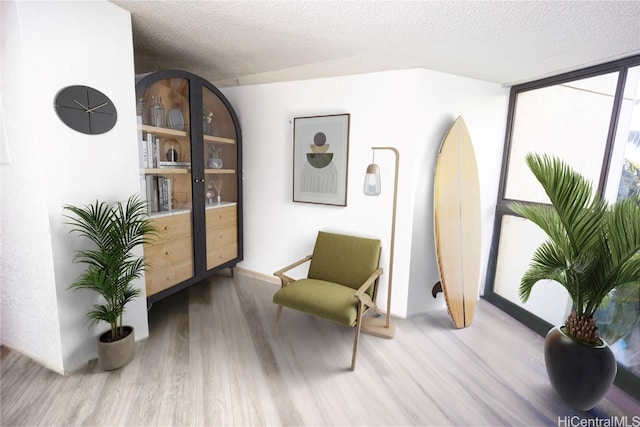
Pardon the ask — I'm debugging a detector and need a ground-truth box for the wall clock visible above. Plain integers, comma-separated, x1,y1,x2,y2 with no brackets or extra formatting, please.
54,85,117,134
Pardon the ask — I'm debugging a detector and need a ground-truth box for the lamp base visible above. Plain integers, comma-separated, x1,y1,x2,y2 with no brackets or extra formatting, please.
361,316,395,339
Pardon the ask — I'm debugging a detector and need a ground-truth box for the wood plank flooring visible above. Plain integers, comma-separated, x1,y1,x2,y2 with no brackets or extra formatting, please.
1,273,638,426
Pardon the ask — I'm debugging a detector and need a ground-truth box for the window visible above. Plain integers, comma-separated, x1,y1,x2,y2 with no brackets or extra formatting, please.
485,56,640,398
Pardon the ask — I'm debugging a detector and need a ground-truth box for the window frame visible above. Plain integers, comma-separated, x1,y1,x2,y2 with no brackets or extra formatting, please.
483,54,640,400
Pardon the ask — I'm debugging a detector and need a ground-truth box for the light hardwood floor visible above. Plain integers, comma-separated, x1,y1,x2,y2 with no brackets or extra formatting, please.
1,273,638,426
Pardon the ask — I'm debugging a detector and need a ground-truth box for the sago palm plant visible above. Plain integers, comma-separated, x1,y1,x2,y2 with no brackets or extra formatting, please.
64,195,156,341
510,153,640,345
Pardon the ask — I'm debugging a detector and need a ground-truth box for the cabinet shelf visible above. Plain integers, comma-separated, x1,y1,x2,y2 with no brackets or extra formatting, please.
205,169,235,174
140,124,189,139
143,168,235,175
204,134,235,144
149,208,192,219
144,168,190,175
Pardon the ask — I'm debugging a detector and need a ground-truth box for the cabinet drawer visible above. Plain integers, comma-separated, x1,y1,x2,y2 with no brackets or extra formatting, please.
206,223,237,252
207,242,238,270
144,235,193,268
144,235,193,296
205,205,237,229
149,213,192,242
146,259,194,296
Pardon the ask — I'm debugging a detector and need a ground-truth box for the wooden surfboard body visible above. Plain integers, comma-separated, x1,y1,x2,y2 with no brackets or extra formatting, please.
434,116,481,328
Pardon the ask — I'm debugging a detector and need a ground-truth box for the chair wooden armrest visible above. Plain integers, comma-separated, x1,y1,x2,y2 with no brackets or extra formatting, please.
354,267,384,306
274,255,313,287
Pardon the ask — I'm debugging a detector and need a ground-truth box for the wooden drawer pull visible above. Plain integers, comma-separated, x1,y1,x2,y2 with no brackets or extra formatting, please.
165,251,171,255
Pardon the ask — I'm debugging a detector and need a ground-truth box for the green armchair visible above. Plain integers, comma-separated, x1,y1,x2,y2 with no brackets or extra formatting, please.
272,231,383,370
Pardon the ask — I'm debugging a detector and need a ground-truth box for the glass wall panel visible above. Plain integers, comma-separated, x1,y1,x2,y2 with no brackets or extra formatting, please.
505,72,619,202
611,66,640,201
493,215,572,326
596,65,640,377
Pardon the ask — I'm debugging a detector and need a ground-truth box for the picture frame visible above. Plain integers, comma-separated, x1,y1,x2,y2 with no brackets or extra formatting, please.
293,113,350,206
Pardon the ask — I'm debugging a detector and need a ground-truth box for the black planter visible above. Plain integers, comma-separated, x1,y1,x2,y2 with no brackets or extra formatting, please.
544,326,617,411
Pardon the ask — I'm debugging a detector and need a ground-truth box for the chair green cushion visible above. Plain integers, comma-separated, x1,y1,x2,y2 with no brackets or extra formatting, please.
273,278,372,326
307,231,381,295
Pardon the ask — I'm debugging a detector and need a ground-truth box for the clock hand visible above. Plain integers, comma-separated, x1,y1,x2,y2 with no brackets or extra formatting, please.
85,102,109,113
73,99,90,111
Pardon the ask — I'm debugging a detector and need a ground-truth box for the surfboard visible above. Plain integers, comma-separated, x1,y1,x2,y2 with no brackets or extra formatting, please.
433,116,481,328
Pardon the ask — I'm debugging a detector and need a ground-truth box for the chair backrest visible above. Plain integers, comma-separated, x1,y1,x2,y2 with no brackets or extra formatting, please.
308,231,381,294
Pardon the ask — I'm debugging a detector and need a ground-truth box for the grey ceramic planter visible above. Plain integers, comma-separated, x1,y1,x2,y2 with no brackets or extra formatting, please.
97,326,135,371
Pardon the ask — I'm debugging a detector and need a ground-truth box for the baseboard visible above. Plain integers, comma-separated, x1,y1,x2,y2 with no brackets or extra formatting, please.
235,266,280,285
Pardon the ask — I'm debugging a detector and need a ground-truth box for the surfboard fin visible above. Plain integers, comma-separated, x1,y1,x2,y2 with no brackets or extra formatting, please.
431,281,443,298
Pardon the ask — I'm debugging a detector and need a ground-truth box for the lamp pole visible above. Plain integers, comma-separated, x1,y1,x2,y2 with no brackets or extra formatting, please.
362,146,398,339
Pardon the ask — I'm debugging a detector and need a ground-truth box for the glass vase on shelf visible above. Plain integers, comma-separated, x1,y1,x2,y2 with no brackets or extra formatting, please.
213,178,223,204
150,95,165,128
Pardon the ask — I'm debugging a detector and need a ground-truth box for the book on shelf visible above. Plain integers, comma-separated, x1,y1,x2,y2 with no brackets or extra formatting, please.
154,135,161,168
145,132,153,168
139,137,148,169
144,132,161,168
145,175,159,213
159,161,190,168
158,176,172,211
145,175,173,213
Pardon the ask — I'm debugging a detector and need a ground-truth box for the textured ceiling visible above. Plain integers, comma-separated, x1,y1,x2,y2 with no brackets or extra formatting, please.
112,0,640,88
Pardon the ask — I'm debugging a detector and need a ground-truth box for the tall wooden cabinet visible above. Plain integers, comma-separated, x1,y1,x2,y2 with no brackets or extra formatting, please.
135,70,243,304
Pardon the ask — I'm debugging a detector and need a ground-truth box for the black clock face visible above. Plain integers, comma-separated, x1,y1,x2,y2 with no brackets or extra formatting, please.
54,85,117,135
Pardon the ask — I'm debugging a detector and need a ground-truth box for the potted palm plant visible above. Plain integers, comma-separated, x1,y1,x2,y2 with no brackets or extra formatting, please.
64,194,156,370
510,153,640,410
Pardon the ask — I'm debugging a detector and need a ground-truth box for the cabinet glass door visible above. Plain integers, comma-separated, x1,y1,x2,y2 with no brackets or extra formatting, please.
137,78,194,296
202,86,239,270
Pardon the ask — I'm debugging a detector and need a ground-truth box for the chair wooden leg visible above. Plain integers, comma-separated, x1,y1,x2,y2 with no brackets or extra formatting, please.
351,305,365,371
273,305,283,337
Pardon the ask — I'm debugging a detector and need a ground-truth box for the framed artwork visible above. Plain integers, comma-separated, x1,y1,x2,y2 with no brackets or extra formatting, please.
293,113,350,206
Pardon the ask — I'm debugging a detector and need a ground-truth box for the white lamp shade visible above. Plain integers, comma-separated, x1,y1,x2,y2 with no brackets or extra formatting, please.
363,164,381,196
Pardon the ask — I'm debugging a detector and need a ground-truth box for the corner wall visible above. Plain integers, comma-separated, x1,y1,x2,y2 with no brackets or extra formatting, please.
0,0,147,373
221,69,508,318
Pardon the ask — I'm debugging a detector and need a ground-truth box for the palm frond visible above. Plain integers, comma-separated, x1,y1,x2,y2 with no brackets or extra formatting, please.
525,154,605,256
64,194,157,335
519,240,569,302
509,153,640,335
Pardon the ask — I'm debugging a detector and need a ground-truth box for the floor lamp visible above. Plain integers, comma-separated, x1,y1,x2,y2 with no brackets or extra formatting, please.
361,146,399,339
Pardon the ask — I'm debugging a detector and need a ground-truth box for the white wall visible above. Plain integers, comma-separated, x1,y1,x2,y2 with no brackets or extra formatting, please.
0,0,147,373
222,69,508,317
0,1,64,373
